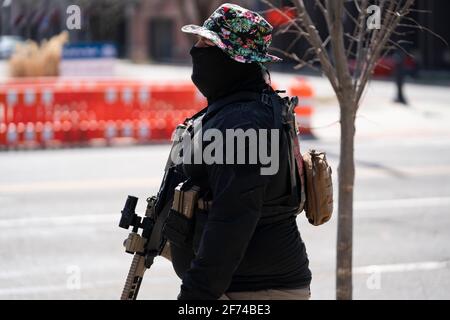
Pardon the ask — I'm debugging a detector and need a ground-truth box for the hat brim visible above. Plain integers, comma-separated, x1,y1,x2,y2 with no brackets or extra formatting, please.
181,24,282,64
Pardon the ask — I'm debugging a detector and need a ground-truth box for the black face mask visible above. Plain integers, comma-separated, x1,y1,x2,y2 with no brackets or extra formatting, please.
190,45,268,104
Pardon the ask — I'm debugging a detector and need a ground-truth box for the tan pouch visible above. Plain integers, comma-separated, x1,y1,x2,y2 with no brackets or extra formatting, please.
302,150,333,226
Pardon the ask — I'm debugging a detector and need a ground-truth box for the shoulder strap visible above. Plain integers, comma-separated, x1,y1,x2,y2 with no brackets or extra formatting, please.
262,92,306,213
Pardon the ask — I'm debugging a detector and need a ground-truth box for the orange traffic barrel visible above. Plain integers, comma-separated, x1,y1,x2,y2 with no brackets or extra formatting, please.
290,77,314,136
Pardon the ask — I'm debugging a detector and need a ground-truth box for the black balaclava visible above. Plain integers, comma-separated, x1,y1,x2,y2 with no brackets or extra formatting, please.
190,45,269,105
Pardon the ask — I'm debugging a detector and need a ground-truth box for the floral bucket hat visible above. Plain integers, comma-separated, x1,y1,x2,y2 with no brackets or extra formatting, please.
181,3,282,64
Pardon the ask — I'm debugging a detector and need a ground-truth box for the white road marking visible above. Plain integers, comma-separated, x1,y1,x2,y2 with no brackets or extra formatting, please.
0,259,174,280
1,196,449,229
0,281,119,296
0,213,117,228
354,260,450,274
0,177,160,194
356,164,450,178
0,260,447,297
1,163,450,195
354,196,450,210
0,276,176,297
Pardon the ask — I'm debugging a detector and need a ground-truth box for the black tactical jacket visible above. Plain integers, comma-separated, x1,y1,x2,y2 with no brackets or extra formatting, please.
172,88,311,300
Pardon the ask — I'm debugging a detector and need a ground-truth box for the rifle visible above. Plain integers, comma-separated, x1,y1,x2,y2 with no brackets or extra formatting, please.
118,122,192,300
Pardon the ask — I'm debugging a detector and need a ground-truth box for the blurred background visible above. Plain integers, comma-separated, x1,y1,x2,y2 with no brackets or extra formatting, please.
1,0,449,69
0,0,449,300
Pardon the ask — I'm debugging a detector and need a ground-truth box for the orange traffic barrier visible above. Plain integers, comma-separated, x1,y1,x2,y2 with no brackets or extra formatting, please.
0,123,7,149
289,77,314,136
0,79,210,149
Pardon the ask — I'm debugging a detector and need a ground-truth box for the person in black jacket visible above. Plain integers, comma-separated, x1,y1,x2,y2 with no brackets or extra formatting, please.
172,3,311,300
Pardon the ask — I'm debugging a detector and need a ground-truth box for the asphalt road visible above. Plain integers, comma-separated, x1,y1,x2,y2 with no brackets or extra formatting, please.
1,132,450,300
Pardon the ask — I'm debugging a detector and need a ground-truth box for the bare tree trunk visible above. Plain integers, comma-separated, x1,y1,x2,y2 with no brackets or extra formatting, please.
325,0,356,300
336,97,356,300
